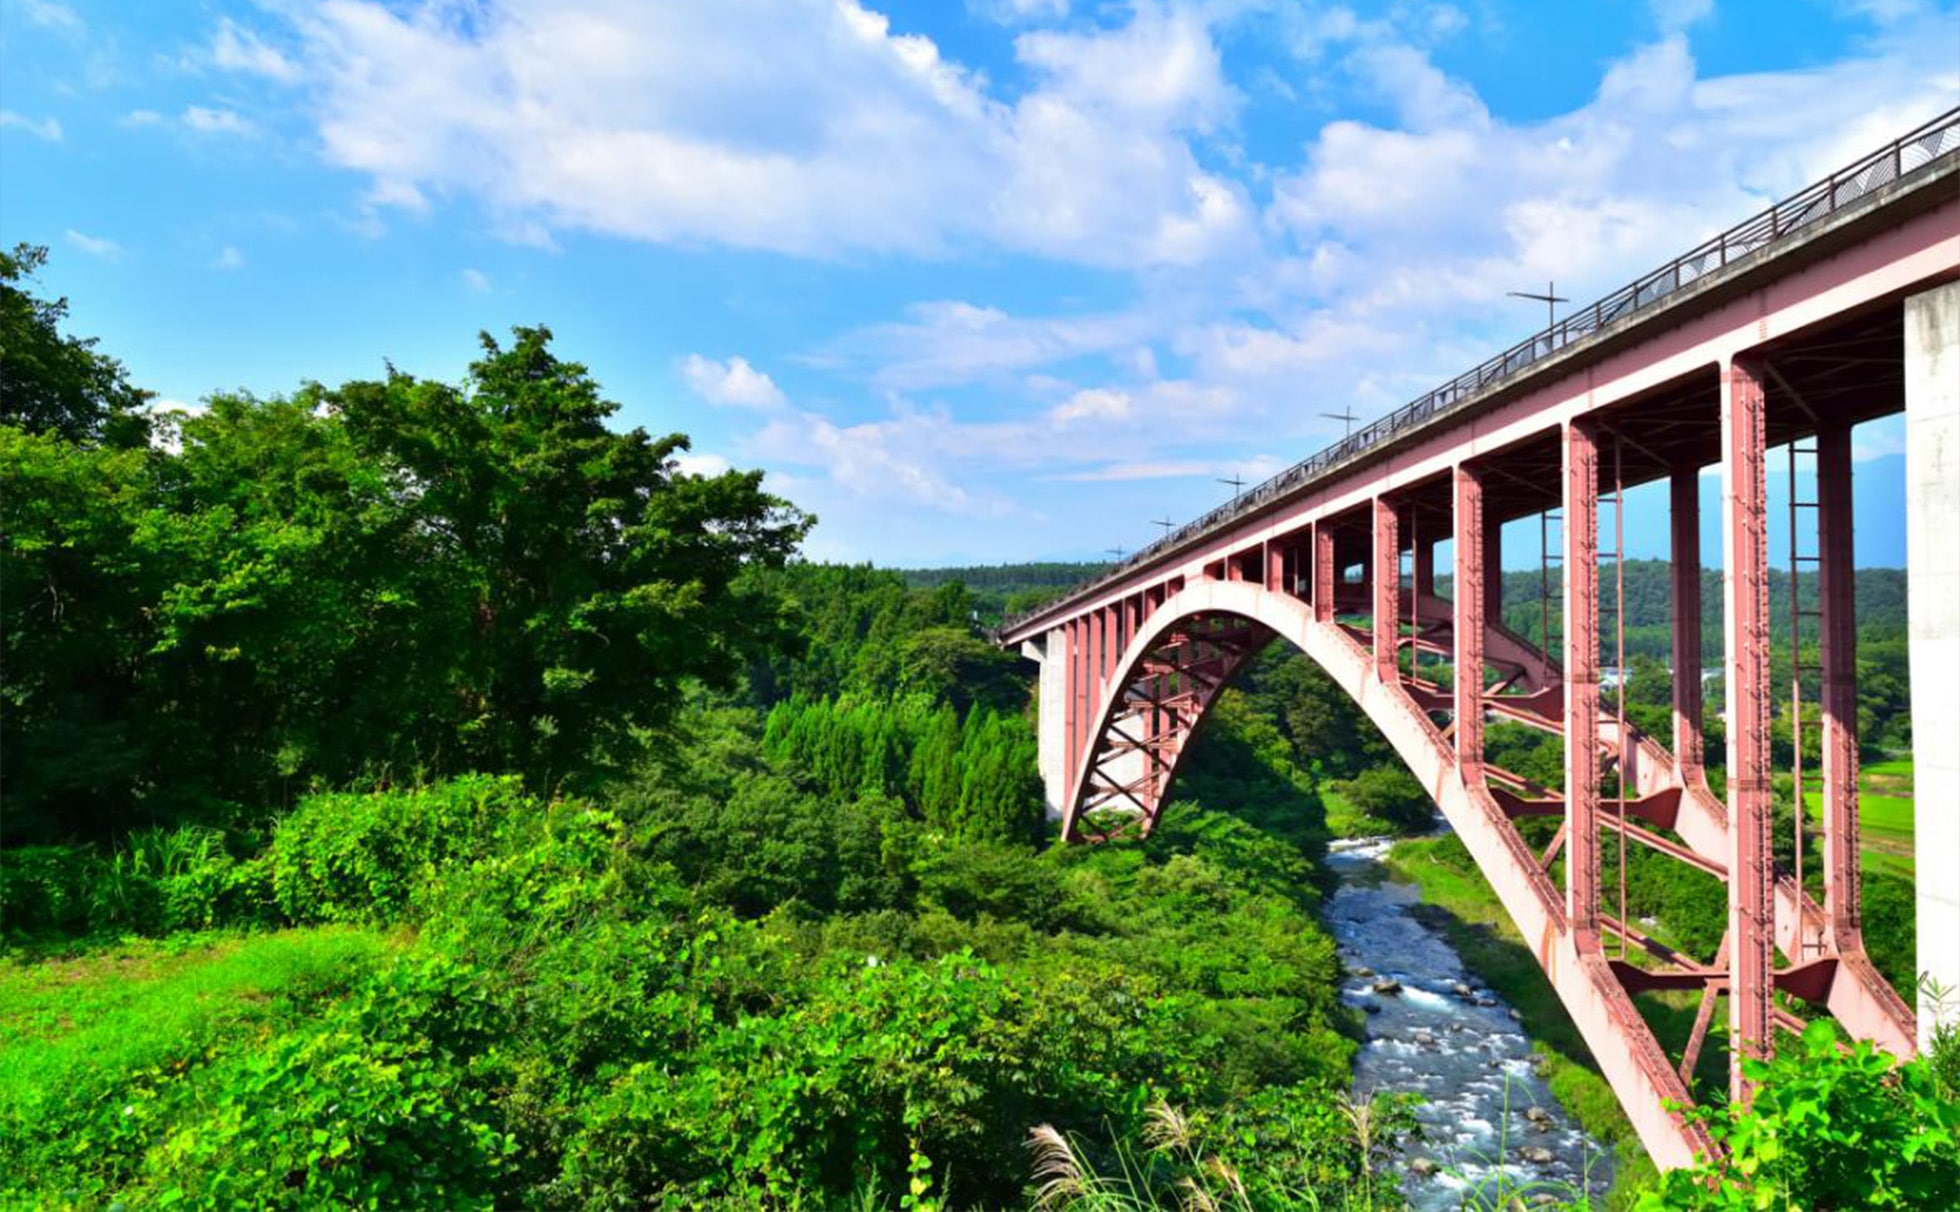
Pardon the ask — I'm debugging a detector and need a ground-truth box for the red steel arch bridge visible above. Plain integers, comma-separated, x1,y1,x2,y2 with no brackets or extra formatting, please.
997,107,1960,1169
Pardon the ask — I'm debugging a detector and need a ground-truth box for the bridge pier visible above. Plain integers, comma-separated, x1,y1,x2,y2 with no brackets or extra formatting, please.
1023,630,1069,819
1722,354,1776,1106
1909,280,1960,1040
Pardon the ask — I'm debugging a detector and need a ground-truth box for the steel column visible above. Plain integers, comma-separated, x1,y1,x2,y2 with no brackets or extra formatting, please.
1484,513,1505,622
1314,522,1336,624
1374,499,1401,681
1670,466,1706,781
1817,422,1862,945
1267,541,1285,593
1414,536,1437,602
1721,355,1775,1104
1455,465,1487,779
1564,420,1602,945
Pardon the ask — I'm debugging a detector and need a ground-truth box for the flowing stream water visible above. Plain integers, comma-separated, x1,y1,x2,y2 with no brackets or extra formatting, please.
1325,835,1614,1209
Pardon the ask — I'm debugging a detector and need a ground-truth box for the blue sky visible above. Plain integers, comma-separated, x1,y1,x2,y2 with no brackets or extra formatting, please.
3,0,1954,567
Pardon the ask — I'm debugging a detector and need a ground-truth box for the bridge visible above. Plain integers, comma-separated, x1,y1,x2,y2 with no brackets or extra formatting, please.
998,107,1960,1169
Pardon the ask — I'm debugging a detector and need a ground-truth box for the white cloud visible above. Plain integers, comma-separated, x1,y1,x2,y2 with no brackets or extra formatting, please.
460,267,491,292
1049,387,1133,425
211,17,301,82
182,106,254,136
18,0,81,35
674,451,733,477
121,109,165,127
680,354,787,410
747,410,983,511
64,229,122,260
0,111,62,141
971,0,1070,23
1650,0,1715,31
1055,454,1286,482
214,245,245,270
232,0,1253,267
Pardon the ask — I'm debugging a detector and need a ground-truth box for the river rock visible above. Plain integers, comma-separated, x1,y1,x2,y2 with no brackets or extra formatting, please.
1370,979,1403,996
1411,1029,1435,1047
1353,966,1376,978
1408,1157,1439,1177
1524,1106,1553,1125
1508,1007,1524,1021
1519,1146,1555,1165
1451,981,1475,999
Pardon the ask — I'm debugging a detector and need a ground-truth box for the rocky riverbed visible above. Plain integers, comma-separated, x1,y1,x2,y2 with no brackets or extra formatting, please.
1325,836,1613,1209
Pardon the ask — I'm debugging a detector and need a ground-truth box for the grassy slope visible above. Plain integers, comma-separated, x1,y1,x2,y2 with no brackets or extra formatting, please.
0,927,393,1129
1805,757,1914,879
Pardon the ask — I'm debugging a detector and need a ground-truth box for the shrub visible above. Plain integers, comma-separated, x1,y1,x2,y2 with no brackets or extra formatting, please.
1638,1019,1960,1209
1331,766,1435,834
0,845,93,935
268,775,534,923
0,829,273,938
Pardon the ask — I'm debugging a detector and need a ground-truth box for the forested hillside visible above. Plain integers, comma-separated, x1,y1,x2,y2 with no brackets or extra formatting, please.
3,244,1952,1210
0,245,1389,1208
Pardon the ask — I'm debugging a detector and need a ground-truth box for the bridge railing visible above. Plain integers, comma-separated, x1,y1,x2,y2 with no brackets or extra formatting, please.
1000,105,1960,639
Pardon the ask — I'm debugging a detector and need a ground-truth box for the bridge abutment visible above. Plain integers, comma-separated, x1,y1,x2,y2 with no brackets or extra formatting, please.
1908,279,1960,1040
1023,631,1069,820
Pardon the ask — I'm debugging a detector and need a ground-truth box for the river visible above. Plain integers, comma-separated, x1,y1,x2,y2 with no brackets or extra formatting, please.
1325,835,1614,1209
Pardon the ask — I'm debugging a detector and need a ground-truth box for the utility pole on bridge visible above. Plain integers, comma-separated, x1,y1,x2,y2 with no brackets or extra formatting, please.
1509,281,1569,333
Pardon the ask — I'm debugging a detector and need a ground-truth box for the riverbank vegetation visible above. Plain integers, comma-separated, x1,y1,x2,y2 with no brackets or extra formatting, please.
3,243,1947,1207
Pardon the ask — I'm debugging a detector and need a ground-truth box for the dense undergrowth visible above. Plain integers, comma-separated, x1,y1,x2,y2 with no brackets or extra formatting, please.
0,720,1393,1208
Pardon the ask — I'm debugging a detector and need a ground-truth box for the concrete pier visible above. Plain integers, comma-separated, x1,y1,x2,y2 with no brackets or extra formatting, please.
1908,279,1960,1041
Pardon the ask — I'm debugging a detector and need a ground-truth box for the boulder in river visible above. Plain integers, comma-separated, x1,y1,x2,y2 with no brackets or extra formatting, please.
1524,1106,1553,1125
1451,981,1475,999
1519,1146,1555,1165
1353,966,1376,978
1370,979,1403,995
1408,1157,1439,1177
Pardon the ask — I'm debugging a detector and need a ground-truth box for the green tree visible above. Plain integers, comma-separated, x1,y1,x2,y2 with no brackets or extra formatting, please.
0,244,150,445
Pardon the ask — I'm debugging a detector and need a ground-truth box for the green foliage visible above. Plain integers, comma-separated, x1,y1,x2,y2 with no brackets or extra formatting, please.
0,927,392,1206
1329,766,1434,835
1638,1021,1960,1210
762,694,1045,847
1026,1091,1418,1210
0,828,272,939
268,775,532,924
0,243,151,445
3,324,808,841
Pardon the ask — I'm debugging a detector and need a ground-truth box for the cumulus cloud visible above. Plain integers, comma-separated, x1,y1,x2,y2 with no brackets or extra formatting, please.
674,451,733,477
18,0,81,35
191,0,1960,550
680,355,787,410
183,106,254,136
217,0,1251,267
460,267,490,292
211,17,300,82
0,111,62,141
64,229,122,260
214,245,245,270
